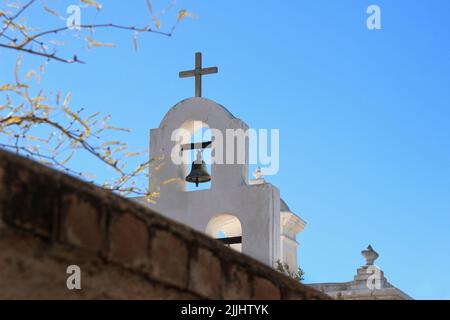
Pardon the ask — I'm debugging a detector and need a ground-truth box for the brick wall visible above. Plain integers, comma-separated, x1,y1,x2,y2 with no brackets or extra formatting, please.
0,150,329,300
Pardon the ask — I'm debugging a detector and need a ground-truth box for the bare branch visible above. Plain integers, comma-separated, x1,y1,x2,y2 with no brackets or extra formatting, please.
18,23,172,49
0,0,37,37
0,1,187,199
0,43,84,63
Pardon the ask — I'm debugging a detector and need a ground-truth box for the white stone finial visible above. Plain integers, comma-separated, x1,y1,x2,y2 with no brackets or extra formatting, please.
361,245,379,266
253,167,263,180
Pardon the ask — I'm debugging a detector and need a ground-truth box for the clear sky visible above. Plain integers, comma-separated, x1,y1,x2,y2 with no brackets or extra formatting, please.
1,0,449,299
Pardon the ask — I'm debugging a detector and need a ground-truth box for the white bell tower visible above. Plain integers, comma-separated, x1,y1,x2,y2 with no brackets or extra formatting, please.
139,52,306,269
146,96,281,266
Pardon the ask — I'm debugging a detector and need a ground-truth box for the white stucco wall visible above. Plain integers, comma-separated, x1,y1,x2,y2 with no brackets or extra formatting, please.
143,97,281,266
280,210,306,272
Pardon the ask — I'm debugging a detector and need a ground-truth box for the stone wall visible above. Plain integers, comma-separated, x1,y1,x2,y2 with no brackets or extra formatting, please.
310,267,412,300
0,150,329,300
309,246,412,300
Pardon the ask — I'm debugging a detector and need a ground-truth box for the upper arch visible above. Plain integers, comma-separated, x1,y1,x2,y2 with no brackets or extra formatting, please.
158,97,246,132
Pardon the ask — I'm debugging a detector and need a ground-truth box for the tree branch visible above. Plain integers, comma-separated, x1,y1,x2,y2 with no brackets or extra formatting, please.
18,23,171,48
0,0,37,37
0,43,84,63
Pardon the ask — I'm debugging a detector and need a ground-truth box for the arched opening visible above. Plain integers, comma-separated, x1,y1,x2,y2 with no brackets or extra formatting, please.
178,120,212,192
205,214,242,252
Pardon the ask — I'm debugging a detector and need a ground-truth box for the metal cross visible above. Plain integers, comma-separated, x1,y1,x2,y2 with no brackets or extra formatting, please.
179,52,218,97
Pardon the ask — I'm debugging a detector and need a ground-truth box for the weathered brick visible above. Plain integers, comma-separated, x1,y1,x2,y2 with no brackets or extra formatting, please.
189,248,221,298
0,150,330,300
0,165,5,222
223,264,251,299
286,289,327,300
252,277,281,300
4,168,56,237
109,213,149,268
61,194,104,252
150,230,188,288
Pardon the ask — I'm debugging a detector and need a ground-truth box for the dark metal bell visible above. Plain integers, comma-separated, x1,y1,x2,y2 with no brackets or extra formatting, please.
185,151,211,187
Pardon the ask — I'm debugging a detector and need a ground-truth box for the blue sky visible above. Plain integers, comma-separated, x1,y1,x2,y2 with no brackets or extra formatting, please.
1,0,449,299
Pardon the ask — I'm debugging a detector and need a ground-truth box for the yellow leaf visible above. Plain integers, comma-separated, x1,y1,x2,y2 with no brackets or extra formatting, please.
101,141,122,147
25,135,47,142
0,84,13,91
104,125,130,132
80,0,102,10
161,178,176,185
44,6,61,17
85,111,100,123
8,2,20,9
85,36,116,48
0,104,10,111
25,69,35,81
125,152,141,157
5,116,22,125
62,92,71,107
177,9,187,21
37,104,51,110
61,151,75,165
114,145,128,153
153,17,161,29
177,9,197,21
